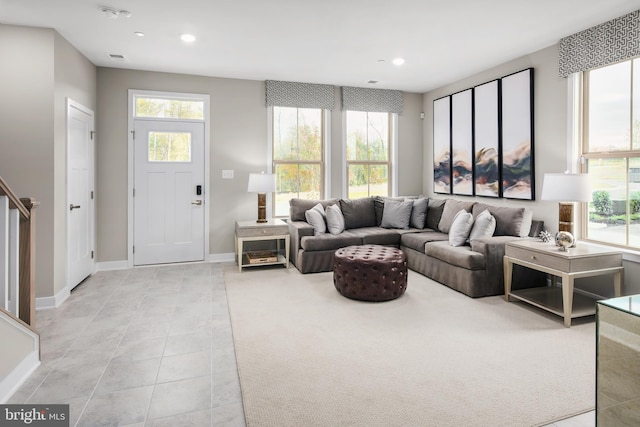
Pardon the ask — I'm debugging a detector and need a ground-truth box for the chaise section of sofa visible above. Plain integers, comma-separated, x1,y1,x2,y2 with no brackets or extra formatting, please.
287,196,544,297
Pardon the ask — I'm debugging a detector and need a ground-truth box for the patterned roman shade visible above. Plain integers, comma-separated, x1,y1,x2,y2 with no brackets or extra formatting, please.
559,9,640,77
265,80,335,110
341,86,403,114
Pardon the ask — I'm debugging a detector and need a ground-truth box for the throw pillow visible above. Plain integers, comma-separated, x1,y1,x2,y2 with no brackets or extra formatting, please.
448,209,474,247
305,204,326,235
469,209,496,241
438,199,475,233
408,198,428,229
326,204,345,234
339,198,376,229
380,200,414,229
425,198,446,230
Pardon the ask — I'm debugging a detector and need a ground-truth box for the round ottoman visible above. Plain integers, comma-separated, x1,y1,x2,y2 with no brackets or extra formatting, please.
333,245,408,302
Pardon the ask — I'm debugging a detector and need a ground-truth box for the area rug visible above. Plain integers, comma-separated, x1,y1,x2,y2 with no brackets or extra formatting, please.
224,266,595,427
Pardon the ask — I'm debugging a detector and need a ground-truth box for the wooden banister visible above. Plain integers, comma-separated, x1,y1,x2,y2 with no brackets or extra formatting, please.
0,176,38,327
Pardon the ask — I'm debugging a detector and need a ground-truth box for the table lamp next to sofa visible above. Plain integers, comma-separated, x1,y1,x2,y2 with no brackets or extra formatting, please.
247,172,276,223
541,172,592,248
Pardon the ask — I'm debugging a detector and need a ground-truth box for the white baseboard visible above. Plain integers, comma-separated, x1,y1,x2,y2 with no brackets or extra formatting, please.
35,286,70,310
0,351,40,404
208,252,235,263
96,260,129,271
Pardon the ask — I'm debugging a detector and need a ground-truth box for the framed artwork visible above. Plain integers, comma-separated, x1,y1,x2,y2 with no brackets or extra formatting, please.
433,96,451,194
473,80,500,198
451,89,474,196
500,68,534,200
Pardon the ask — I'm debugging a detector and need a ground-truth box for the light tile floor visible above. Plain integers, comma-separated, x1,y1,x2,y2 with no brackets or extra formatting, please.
8,262,594,427
9,262,245,427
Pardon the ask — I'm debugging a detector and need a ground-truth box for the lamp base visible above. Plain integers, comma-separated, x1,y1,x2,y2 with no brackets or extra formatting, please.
558,202,576,247
256,193,267,223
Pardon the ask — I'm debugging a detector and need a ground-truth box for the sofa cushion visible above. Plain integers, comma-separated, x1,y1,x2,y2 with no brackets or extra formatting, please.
326,204,345,234
448,210,474,247
340,198,376,229
425,241,486,270
409,198,428,229
349,227,402,246
400,230,449,254
438,199,476,233
373,196,406,226
425,198,446,231
469,209,496,242
290,198,339,221
472,203,532,237
300,231,362,251
381,199,413,229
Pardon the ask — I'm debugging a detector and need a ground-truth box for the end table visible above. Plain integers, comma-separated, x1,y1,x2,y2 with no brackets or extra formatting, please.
235,219,290,272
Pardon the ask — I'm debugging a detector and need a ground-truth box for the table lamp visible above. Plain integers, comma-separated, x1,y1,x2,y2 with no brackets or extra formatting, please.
541,172,592,246
247,172,276,223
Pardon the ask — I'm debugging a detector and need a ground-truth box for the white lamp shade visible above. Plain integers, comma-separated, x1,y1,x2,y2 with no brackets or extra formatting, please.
247,173,276,193
541,173,592,202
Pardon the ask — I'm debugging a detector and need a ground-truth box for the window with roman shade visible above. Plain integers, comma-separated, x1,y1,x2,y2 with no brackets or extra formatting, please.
266,80,334,217
341,87,402,198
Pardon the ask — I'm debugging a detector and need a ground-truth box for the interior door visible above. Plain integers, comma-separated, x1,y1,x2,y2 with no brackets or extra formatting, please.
67,100,95,289
133,119,205,265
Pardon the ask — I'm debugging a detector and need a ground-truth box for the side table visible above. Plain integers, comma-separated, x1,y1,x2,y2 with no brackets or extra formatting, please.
235,219,290,272
504,239,623,327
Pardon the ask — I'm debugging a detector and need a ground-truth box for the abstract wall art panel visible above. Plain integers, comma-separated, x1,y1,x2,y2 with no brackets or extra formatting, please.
451,89,474,196
433,96,451,194
473,80,500,198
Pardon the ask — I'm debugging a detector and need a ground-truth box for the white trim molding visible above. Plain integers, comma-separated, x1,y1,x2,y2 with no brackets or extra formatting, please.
35,286,70,310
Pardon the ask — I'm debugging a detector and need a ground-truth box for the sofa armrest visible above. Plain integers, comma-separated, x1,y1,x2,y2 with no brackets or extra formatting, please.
470,236,521,290
287,220,314,266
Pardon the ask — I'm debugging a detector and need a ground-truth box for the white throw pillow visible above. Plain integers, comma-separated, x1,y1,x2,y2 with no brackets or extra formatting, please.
325,204,345,235
305,207,326,235
448,209,474,247
469,209,496,241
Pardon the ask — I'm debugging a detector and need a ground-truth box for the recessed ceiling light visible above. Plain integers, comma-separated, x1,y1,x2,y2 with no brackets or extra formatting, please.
180,34,196,43
392,58,405,66
134,32,145,37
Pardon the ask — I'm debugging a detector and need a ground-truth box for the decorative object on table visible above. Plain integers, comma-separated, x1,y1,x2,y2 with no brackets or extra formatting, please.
555,231,575,251
539,230,553,243
246,250,278,264
247,172,276,223
541,171,592,247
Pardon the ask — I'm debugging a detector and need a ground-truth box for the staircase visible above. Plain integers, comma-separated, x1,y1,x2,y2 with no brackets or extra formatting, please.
0,176,40,403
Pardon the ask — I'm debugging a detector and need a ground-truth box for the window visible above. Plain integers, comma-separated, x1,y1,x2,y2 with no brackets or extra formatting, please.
135,96,204,120
148,132,191,162
272,107,324,217
582,57,640,249
345,111,391,198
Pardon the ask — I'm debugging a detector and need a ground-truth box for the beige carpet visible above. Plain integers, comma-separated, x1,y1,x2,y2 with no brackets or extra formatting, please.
224,266,595,427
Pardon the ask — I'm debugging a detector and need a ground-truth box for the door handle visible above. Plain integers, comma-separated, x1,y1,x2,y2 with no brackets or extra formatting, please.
70,204,81,211
191,200,203,205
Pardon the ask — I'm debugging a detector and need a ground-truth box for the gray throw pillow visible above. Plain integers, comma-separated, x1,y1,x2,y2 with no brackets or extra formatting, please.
304,203,326,235
408,198,428,229
438,199,475,233
339,198,376,229
472,203,533,237
380,200,414,229
425,198,446,230
326,204,345,234
448,210,474,247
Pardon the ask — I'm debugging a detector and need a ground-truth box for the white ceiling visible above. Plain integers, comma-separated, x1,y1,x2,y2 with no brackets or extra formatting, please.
1,0,640,92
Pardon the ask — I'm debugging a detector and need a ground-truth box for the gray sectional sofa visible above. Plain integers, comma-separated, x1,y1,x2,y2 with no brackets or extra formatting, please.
287,196,544,298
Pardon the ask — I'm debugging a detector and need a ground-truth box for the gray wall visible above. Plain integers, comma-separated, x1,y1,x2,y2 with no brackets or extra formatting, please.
422,43,640,296
96,67,424,261
0,24,96,298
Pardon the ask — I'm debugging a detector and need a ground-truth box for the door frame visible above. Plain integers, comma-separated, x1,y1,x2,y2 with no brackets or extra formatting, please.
66,98,96,287
127,89,211,268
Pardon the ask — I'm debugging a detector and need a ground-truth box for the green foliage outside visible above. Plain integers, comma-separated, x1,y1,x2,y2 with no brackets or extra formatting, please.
592,190,612,215
148,132,191,162
631,191,640,214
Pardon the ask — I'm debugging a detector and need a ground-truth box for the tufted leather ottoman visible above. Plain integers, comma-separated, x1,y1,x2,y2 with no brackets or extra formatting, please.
333,245,407,302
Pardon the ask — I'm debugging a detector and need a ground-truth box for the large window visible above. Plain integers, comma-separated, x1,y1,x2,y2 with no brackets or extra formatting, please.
345,111,391,198
583,57,640,249
272,106,324,217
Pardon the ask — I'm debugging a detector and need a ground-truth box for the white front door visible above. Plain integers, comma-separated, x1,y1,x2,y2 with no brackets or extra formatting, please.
67,100,95,289
133,120,205,265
